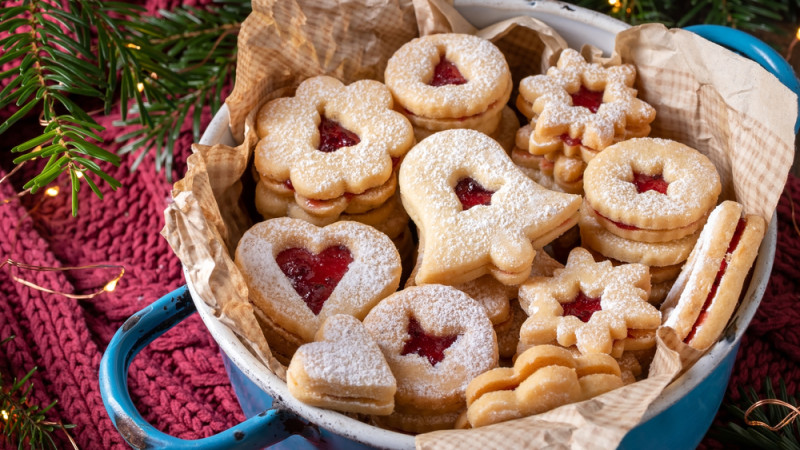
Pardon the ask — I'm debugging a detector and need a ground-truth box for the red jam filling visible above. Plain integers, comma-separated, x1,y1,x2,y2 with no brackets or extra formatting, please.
318,116,360,153
539,159,554,170
560,133,582,147
429,58,467,87
401,317,458,366
633,172,669,194
275,245,354,315
283,179,294,191
455,177,494,210
684,219,747,343
571,86,604,113
562,291,602,323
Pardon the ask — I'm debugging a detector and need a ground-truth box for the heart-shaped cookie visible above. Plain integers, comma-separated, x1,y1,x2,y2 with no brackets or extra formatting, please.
235,218,402,350
287,314,397,415
398,129,582,286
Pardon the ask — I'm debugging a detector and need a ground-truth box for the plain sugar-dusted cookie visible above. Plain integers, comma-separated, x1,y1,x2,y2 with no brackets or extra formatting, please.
399,129,582,286
287,314,397,415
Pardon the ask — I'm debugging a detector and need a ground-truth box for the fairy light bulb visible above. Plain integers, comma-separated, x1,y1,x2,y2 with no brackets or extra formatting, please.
126,43,141,50
1,410,8,421
796,27,800,40
607,0,615,4
104,279,118,292
45,186,59,197
137,82,144,93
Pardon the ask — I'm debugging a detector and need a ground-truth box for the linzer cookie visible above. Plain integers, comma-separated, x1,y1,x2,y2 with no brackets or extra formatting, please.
235,218,402,362
287,314,396,415
661,201,766,349
465,345,623,427
399,129,581,286
254,75,413,224
518,247,660,357
517,48,655,154
583,138,720,241
363,285,498,432
385,33,512,136
513,49,655,194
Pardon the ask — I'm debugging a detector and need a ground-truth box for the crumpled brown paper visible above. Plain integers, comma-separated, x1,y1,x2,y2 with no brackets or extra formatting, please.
161,0,796,448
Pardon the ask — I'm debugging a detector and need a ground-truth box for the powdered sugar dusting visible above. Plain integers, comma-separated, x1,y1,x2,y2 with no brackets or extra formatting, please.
398,129,581,282
363,285,498,407
385,33,511,119
295,314,395,392
255,76,414,200
235,218,402,342
584,138,721,229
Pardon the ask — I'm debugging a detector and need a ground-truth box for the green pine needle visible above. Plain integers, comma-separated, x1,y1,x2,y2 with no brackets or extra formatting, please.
0,0,249,214
0,336,76,449
710,378,800,449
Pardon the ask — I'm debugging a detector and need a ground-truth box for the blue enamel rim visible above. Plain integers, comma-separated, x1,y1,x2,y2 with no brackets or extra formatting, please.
99,24,797,450
685,24,800,132
98,286,320,449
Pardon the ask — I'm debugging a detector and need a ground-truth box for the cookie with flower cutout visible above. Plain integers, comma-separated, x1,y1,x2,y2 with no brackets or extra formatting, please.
517,48,656,154
254,75,414,206
398,129,582,286
464,344,623,428
518,247,661,357
234,218,402,361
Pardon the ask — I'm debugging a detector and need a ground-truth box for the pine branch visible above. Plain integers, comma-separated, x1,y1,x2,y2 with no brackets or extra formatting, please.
0,0,249,213
0,336,77,449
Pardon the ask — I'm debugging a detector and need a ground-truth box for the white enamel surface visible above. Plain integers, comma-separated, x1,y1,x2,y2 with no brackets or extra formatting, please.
188,1,776,447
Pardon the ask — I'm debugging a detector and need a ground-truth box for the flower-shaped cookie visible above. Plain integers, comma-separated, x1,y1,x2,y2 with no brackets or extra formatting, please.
287,314,397,415
398,129,582,286
465,345,623,427
255,75,415,200
518,247,660,356
518,49,655,152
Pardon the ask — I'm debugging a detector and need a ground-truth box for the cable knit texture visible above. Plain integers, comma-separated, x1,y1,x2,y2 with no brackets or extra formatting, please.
0,1,799,448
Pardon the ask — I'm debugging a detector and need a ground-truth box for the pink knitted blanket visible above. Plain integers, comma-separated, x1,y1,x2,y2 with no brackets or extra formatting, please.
1,1,798,448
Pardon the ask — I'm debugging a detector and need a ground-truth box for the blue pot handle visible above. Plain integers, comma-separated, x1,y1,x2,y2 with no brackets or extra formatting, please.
99,286,320,449
685,24,800,133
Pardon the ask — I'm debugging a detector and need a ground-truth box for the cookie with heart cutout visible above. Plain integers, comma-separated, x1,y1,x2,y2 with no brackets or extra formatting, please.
287,314,397,415
235,218,402,361
399,129,582,287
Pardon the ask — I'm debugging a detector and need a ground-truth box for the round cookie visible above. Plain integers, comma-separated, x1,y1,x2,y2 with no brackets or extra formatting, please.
583,137,721,234
385,33,512,121
362,285,498,416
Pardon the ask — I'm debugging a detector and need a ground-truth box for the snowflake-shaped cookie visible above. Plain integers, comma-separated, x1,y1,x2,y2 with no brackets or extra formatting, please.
255,76,415,200
518,49,655,152
518,247,660,355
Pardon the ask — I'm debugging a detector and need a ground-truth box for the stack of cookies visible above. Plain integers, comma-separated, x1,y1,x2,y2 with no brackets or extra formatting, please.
579,137,722,304
384,33,518,152
512,49,656,194
253,75,415,259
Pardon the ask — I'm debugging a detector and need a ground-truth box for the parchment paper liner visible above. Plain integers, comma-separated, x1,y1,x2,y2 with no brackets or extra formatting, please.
161,0,796,448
